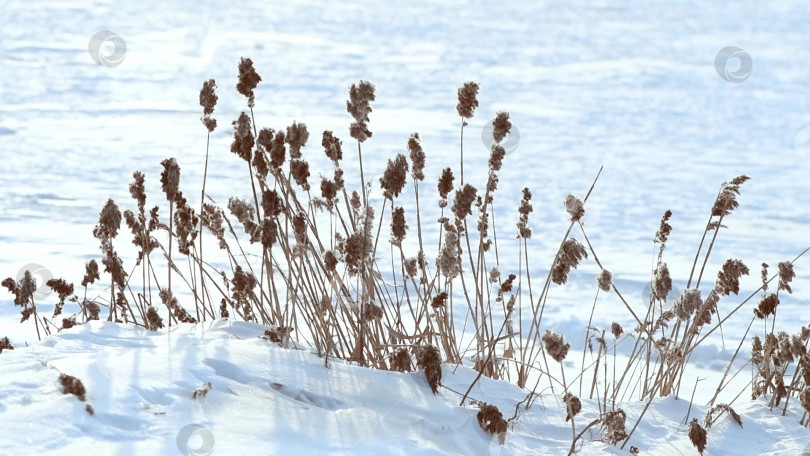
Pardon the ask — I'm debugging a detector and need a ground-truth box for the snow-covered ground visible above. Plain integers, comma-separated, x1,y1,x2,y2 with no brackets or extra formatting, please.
2,0,810,454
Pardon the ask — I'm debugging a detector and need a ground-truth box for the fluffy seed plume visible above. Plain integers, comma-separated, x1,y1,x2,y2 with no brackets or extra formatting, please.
491,112,511,144
438,168,455,201
199,79,218,132
231,112,254,162
652,263,672,302
551,239,587,285
347,80,375,142
517,187,533,239
286,122,309,159
408,133,425,181
602,409,629,444
564,194,585,222
390,206,408,245
456,81,480,119
477,403,507,443
563,392,581,422
597,269,613,292
715,259,749,296
380,154,409,199
93,198,122,240
416,345,442,394
674,288,702,321
777,261,795,294
236,57,262,107
688,418,707,455
322,130,343,162
655,210,673,244
542,330,570,362
452,184,477,220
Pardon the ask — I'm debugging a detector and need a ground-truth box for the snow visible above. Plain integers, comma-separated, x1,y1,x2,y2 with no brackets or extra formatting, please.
2,0,810,454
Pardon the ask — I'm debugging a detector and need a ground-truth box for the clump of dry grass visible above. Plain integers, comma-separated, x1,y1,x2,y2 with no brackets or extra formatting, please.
4,57,810,453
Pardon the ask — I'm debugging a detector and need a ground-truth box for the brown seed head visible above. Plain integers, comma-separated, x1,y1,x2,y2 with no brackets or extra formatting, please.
456,82,480,119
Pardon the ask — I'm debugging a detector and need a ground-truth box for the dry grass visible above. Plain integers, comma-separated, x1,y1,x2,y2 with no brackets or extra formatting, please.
3,57,810,454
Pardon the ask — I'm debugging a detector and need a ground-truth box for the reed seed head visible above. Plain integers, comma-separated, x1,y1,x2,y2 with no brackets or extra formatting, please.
291,159,311,191
129,171,147,212
416,345,442,394
611,322,623,338
380,154,409,200
81,260,100,287
597,269,613,292
542,330,570,362
674,288,702,321
438,167,455,200
715,259,749,296
236,57,262,106
489,145,506,175
452,183,477,220
652,263,672,302
564,194,585,222
347,80,375,142
563,392,581,422
492,112,511,144
322,130,343,162
261,217,277,249
777,261,795,293
456,82,479,119
551,238,587,285
199,79,218,132
390,206,408,245
655,210,673,244
431,292,448,309
286,122,309,159
94,198,122,240
231,112,254,162
408,133,425,181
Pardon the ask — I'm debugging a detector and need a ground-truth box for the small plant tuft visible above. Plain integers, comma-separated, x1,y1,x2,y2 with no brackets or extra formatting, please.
59,373,87,402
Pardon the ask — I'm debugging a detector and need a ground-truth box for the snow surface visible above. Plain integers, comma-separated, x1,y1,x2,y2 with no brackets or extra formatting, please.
1,0,810,454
